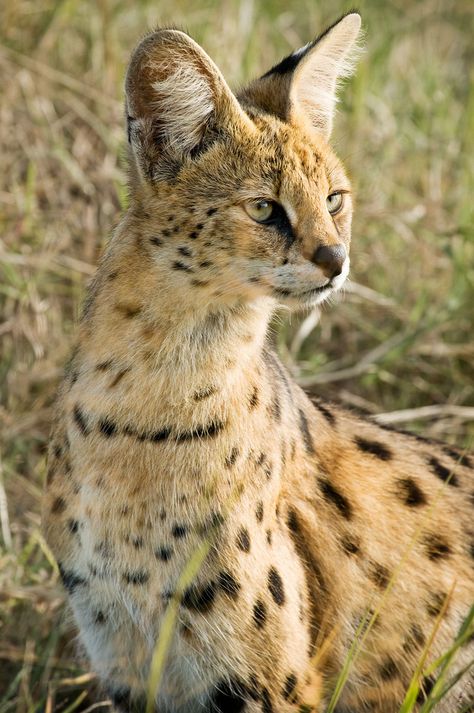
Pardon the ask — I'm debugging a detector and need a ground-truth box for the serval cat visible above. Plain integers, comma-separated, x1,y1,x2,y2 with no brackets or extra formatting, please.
43,13,473,713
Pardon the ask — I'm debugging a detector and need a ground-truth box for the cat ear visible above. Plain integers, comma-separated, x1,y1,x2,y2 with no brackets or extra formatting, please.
125,29,251,181
240,13,362,138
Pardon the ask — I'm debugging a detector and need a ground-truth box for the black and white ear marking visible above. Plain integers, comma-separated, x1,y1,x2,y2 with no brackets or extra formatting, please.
240,13,362,138
290,13,362,137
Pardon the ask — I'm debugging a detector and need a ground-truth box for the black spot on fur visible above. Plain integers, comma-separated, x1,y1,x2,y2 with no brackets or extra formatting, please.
424,534,451,560
98,418,117,437
199,511,225,535
266,530,272,545
403,623,426,652
247,675,260,701
51,496,67,514
225,447,239,468
236,527,250,552
442,445,472,469
68,519,79,534
209,680,247,713
58,564,87,594
172,524,187,539
380,658,398,680
147,427,173,442
193,385,217,401
156,546,173,562
189,231,199,239
115,303,141,318
110,688,131,711
298,409,315,453
411,624,426,646
109,689,147,713
218,571,240,598
319,479,352,519
73,405,89,436
285,512,328,655
178,246,192,257
355,436,392,461
314,400,336,426
150,236,163,247
199,260,213,268
255,501,264,523
94,610,106,624
132,536,144,550
341,535,360,555
207,207,217,216
264,462,273,480
416,675,436,703
253,599,267,628
268,567,285,605
290,439,296,460
368,562,390,589
126,114,133,143
175,420,225,441
428,456,459,486
123,570,149,585
172,261,193,272
287,508,299,533
261,688,273,713
396,477,427,507
248,386,259,409
96,360,113,371
256,452,266,466
426,591,446,617
109,368,130,388
282,673,298,700
182,581,216,613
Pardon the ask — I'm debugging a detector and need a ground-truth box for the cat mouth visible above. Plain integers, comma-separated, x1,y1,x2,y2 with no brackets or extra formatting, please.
273,281,333,298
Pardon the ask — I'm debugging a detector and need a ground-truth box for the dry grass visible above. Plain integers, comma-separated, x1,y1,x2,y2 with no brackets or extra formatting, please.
0,0,473,709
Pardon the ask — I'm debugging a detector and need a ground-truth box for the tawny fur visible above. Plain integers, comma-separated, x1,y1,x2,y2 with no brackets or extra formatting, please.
43,13,473,713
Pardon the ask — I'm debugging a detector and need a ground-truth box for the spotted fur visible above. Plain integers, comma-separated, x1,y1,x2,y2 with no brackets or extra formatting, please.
43,13,473,713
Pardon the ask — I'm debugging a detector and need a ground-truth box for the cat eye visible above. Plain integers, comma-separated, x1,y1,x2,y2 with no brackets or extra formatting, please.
326,192,344,215
244,199,277,223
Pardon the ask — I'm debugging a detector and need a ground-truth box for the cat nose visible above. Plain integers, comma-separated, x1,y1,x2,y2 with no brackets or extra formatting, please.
311,244,347,279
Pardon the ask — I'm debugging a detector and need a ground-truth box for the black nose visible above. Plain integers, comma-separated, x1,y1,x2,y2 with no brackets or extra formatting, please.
311,244,347,279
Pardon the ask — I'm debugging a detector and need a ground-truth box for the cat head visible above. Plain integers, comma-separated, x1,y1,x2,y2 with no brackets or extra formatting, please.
124,14,362,311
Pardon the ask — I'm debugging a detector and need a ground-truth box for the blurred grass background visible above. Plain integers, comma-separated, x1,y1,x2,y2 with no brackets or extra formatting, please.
0,0,473,709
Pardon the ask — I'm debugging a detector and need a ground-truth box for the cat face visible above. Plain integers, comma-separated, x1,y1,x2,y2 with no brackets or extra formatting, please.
125,15,361,310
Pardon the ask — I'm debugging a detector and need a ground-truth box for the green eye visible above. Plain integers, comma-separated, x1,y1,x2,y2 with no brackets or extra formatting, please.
326,192,344,215
244,199,275,223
